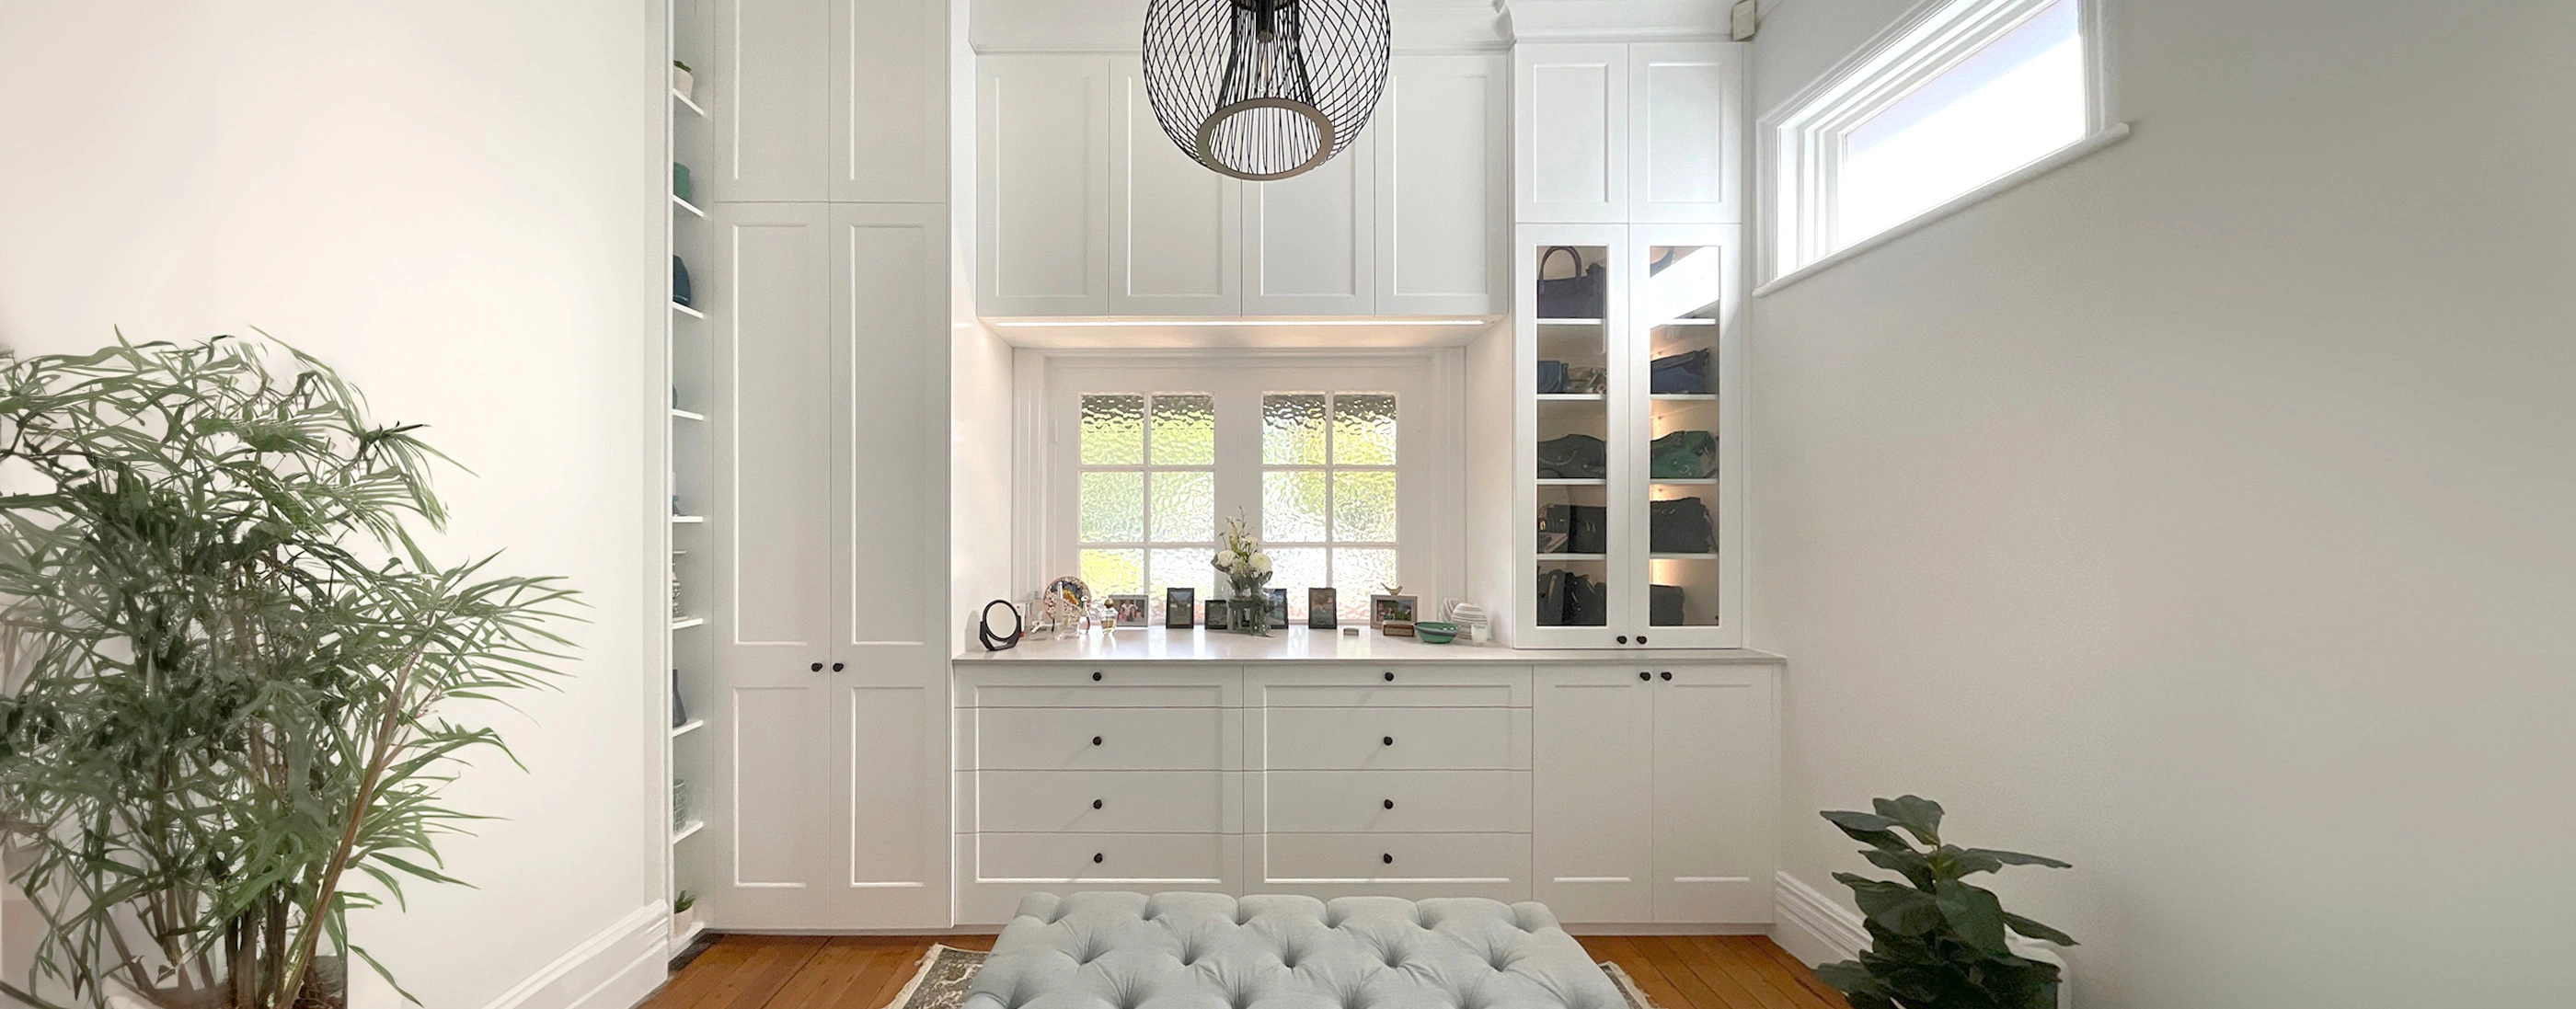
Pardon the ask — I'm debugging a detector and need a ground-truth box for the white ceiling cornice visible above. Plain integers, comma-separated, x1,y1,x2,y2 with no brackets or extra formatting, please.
970,0,1749,54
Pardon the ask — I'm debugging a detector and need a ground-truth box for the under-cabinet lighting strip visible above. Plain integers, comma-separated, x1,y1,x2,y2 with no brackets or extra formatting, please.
988,317,1489,328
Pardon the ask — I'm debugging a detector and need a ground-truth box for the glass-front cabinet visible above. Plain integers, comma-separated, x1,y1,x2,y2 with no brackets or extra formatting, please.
1514,224,1742,648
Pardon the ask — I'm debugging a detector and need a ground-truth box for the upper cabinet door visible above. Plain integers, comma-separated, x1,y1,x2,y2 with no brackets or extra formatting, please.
1515,44,1629,224
1375,54,1508,315
712,0,830,201
831,0,946,202
1109,58,1240,315
978,54,1111,315
1627,42,1744,224
1242,128,1377,315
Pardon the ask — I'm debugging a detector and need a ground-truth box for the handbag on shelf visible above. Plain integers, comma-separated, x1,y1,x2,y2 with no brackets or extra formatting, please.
673,256,693,307
1650,430,1719,480
1537,360,1569,395
1536,568,1607,626
1536,433,1607,479
1535,246,1606,319
1539,504,1609,555
1650,349,1710,395
1650,497,1715,555
1650,584,1686,626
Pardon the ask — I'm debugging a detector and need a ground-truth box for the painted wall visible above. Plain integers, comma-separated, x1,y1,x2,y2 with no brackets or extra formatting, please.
0,4,663,1006
1746,1,2576,1005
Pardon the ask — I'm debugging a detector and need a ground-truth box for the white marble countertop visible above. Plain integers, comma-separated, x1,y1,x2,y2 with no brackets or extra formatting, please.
954,626,1783,664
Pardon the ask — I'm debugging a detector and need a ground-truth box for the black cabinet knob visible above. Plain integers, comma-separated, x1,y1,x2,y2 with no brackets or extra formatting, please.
810,662,823,671
1383,671,1395,682
1093,853,1104,864
1093,798,1104,809
1092,736,1104,746
1384,799,1395,809
1092,671,1104,682
1637,636,1648,645
832,662,845,671
1660,671,1673,681
1639,671,1651,681
1382,736,1394,746
1616,635,1629,644
1382,854,1394,865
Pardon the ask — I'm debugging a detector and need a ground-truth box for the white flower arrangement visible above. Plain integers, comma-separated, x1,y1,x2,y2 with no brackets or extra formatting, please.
1212,514,1272,592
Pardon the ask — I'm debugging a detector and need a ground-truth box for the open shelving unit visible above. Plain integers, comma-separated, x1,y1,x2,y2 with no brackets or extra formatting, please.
660,0,716,969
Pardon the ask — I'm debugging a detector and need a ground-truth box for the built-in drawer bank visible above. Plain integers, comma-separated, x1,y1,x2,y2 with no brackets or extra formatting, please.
1252,706,1532,770
963,770,1239,833
1249,831,1531,903
1253,770,1530,833
962,705,1243,771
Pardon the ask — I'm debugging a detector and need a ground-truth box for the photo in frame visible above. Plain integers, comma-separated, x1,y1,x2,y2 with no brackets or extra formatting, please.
1369,593,1419,628
1164,587,1196,629
1268,588,1290,629
1107,594,1148,625
1307,588,1338,629
1204,599,1232,630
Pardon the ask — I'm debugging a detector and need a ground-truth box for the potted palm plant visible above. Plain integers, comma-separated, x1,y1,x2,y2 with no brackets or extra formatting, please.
1813,796,2076,1009
0,335,575,1008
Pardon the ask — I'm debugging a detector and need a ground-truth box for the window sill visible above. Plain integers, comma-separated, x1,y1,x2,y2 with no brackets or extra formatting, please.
1754,122,2133,298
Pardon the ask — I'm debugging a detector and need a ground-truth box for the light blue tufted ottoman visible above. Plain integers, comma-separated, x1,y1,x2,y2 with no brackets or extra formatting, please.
963,892,1627,1009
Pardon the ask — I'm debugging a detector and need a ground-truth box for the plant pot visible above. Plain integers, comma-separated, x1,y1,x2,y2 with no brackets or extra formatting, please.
673,907,700,940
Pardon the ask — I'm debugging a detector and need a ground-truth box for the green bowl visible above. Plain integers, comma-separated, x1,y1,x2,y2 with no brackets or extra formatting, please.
1414,621,1459,644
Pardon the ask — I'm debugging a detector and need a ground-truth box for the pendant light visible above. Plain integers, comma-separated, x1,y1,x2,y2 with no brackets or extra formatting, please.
1142,0,1392,181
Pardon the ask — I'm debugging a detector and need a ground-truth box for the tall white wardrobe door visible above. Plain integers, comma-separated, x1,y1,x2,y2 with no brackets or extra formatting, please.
1650,666,1777,923
711,0,829,201
1533,667,1654,922
831,0,947,201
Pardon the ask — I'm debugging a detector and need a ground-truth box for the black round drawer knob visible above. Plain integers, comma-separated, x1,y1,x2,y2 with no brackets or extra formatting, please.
1093,798,1104,809
1661,671,1673,681
832,662,845,671
1384,799,1395,809
1093,853,1104,864
1382,854,1394,865
810,662,823,671
1092,736,1104,746
1638,636,1649,645
1639,671,1651,681
1616,635,1629,644
1383,671,1395,682
1382,736,1394,746
1092,671,1104,682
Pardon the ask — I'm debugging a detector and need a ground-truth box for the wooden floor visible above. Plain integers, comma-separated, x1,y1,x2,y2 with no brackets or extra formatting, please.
645,933,1844,1009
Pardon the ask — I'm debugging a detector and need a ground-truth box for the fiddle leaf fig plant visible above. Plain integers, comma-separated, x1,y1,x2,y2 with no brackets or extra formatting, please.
0,334,575,1008
1812,796,2076,1009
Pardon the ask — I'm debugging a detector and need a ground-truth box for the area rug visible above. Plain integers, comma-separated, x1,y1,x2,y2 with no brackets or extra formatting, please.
877,946,1660,1009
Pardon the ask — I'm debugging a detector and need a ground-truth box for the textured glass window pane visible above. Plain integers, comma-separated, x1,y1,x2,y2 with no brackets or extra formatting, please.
1078,471,1144,543
1332,471,1397,542
1331,548,1398,621
1148,548,1214,621
1080,395,1144,465
1262,394,1328,465
1150,395,1216,465
1261,471,1328,543
1269,547,1328,621
1150,470,1215,543
1080,548,1144,597
1332,394,1398,464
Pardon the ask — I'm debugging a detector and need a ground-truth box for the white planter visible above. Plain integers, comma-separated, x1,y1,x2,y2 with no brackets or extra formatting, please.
671,907,699,941
672,64,694,98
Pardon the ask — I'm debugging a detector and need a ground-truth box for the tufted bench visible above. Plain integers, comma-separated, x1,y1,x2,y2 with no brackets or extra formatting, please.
963,892,1626,1009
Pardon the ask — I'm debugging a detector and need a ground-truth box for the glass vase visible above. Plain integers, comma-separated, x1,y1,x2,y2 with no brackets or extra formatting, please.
1230,586,1271,636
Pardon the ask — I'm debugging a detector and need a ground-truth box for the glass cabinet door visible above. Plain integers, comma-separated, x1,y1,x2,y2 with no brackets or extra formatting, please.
1529,239,1622,635
1626,229,1737,644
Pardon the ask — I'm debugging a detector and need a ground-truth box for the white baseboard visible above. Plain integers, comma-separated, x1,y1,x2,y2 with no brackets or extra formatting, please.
475,902,669,1009
1767,870,2072,1009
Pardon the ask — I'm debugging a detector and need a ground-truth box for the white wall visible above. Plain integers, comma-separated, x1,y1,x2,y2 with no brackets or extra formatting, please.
1747,1,2576,1005
0,4,662,1007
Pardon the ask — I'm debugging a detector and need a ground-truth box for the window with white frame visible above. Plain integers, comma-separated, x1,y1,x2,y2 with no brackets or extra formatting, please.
1768,0,2108,274
1052,359,1445,625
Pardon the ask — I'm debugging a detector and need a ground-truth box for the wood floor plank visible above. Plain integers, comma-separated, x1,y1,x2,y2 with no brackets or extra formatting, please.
1683,936,1822,1009
1743,936,1846,1006
1581,935,1704,1009
1632,935,1745,1009
1650,935,1785,1009
767,938,914,1009
650,934,832,1009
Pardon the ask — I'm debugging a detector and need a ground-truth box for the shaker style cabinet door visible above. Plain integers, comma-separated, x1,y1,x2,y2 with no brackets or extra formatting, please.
710,0,830,201
1241,128,1377,315
1627,42,1744,224
1649,665,1777,923
1374,53,1508,315
1109,58,1241,315
1532,667,1655,923
831,0,947,201
1514,44,1629,224
978,54,1112,315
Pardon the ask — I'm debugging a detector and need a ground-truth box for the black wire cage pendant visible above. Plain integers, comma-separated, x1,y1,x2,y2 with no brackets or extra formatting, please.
1142,0,1392,181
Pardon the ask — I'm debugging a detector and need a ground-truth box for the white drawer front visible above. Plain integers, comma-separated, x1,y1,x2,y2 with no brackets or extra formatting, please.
973,832,1235,885
1251,665,1531,707
960,665,1240,707
1256,707,1529,770
1254,832,1530,902
971,706,1239,770
1257,771,1530,833
970,770,1236,833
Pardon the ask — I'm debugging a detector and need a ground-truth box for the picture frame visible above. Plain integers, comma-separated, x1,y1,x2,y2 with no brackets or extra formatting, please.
1369,593,1419,628
1107,594,1148,625
1164,587,1196,629
1204,599,1232,630
1307,588,1338,629
1268,588,1290,629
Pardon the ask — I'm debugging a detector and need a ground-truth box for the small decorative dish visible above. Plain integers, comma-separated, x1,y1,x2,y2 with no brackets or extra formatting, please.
1413,621,1459,644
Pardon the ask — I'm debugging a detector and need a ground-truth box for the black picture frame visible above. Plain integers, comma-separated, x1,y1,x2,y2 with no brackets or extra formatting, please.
1204,599,1231,629
1268,588,1291,628
1307,588,1338,628
1164,587,1196,628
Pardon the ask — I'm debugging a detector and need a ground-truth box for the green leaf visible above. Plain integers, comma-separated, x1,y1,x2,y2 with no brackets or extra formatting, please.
1840,873,1944,935
1872,795,1944,846
1959,847,2072,870
1822,810,1918,854
2003,912,2076,946
1810,960,1880,995
1933,878,2010,957
1860,847,1938,889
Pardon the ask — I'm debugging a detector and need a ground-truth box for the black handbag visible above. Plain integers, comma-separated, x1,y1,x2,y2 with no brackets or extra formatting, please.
1650,497,1715,555
1650,584,1686,626
1535,568,1606,627
1650,349,1710,395
1535,246,1606,319
1539,504,1608,554
1536,433,1606,479
1537,360,1569,395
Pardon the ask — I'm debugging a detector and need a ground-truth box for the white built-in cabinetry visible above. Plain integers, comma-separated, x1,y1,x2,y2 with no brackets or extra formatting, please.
978,52,1508,317
1513,41,1744,224
953,659,1777,928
